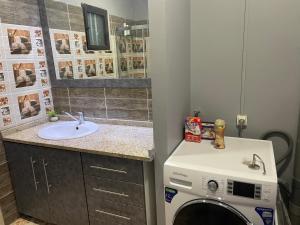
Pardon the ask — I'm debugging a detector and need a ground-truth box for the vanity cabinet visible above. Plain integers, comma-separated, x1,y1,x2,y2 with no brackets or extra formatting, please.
82,153,147,225
4,142,155,225
4,142,89,225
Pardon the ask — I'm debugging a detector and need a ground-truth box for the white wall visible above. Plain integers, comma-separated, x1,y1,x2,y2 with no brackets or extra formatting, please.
149,0,191,224
191,0,245,136
132,0,148,21
191,0,300,184
54,0,147,20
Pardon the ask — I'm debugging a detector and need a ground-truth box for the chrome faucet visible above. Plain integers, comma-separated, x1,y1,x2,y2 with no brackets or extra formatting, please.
63,111,85,125
248,154,266,175
78,112,85,125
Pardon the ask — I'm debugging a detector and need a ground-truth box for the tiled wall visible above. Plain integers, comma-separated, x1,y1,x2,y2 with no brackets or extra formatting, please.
0,0,53,224
0,23,53,129
52,87,152,121
45,0,149,80
45,0,152,122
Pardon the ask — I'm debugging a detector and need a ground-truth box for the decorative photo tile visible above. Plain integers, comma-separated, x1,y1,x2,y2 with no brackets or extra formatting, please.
50,30,72,58
71,32,84,56
1,105,10,116
41,78,49,87
44,97,51,107
1,24,36,59
42,89,53,113
133,56,145,70
0,62,5,82
120,57,128,72
42,89,50,98
132,39,144,53
0,83,7,93
56,60,74,80
7,28,32,55
75,59,85,79
54,33,71,55
0,96,9,107
17,92,41,120
2,114,13,126
12,62,37,88
84,59,97,78
117,36,127,54
104,57,114,74
98,58,105,77
38,61,48,78
0,94,14,127
131,72,145,78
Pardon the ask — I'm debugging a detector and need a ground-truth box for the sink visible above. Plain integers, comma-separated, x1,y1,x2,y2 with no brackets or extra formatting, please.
38,121,99,140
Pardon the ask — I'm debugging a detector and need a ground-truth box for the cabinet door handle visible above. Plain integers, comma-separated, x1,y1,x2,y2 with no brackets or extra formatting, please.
30,157,39,191
42,159,52,194
95,209,131,221
93,187,129,198
90,165,127,174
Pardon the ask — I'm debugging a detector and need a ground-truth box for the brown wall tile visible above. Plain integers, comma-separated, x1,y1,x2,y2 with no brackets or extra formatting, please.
69,5,85,32
107,109,148,121
52,87,152,122
69,87,105,98
52,87,69,98
0,0,16,24
0,0,40,26
45,0,67,11
0,192,15,207
106,99,147,110
46,8,70,30
53,97,70,114
0,163,9,177
52,88,70,113
0,180,13,199
3,208,18,225
15,1,41,27
69,97,106,118
106,88,147,99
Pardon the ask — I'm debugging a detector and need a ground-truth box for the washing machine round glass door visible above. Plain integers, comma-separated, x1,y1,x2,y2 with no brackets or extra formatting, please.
173,199,251,225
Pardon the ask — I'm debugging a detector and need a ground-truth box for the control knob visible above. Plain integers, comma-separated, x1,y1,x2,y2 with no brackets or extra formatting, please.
208,180,219,192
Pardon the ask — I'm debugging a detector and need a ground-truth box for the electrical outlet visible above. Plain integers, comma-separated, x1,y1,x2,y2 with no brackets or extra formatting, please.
237,114,248,127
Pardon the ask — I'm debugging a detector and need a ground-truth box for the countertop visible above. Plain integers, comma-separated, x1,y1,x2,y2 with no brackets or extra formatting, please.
1,121,154,161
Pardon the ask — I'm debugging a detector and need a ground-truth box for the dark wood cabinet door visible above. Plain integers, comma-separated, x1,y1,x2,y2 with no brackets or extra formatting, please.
43,148,89,225
4,142,50,222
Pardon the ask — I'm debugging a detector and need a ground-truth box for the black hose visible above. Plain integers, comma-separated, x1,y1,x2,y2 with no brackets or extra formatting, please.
261,131,294,177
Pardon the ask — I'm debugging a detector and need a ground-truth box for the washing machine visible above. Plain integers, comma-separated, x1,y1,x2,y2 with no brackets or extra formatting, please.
164,137,278,225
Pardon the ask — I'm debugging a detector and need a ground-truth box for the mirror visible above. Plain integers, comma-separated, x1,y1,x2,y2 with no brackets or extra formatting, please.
41,0,150,87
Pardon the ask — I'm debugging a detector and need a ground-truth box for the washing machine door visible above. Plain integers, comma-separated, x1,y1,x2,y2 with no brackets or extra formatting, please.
173,199,252,225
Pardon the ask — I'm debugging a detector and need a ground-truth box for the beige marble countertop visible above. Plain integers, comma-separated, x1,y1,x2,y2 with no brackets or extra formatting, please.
1,121,154,161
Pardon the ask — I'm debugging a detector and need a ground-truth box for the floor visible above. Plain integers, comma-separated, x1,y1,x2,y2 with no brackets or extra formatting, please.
9,217,52,225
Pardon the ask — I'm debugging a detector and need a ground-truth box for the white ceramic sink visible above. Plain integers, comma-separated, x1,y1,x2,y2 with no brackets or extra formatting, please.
38,121,99,140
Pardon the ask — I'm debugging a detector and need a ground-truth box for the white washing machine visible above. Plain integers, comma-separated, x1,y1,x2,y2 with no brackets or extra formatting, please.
164,137,278,225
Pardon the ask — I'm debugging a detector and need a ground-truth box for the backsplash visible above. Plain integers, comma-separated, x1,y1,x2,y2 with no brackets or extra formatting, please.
52,87,152,121
0,23,53,130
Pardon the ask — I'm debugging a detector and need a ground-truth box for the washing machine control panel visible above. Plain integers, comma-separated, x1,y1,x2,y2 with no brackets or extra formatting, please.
207,180,219,192
202,177,225,197
227,179,262,200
